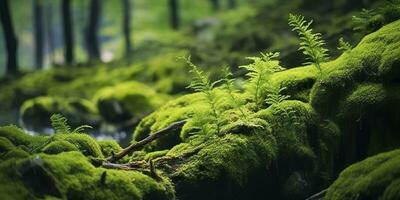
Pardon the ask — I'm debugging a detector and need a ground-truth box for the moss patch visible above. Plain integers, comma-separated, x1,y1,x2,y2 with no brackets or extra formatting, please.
325,148,400,200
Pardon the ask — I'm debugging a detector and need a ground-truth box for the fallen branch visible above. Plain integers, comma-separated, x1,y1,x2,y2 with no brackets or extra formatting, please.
106,120,187,162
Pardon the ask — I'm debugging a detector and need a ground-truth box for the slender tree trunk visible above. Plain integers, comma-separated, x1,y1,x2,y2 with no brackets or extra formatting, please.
85,0,101,61
46,3,55,65
168,0,180,30
62,0,74,64
227,0,236,9
0,0,18,75
122,0,132,56
34,0,44,69
210,0,220,11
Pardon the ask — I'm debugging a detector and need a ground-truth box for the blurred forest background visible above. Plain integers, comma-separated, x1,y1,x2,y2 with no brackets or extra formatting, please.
0,0,248,74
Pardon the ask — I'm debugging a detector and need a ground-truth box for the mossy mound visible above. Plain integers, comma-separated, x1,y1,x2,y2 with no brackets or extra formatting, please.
0,126,175,200
0,152,175,200
20,96,100,132
325,148,400,200
98,140,122,157
94,81,170,123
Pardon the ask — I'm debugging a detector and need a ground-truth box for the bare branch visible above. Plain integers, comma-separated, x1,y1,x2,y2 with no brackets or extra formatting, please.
106,120,187,162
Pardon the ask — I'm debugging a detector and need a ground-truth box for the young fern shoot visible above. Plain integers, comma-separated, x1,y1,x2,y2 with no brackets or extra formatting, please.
338,37,352,53
240,52,284,110
288,14,329,72
50,113,71,134
265,85,290,105
50,113,92,134
185,56,221,134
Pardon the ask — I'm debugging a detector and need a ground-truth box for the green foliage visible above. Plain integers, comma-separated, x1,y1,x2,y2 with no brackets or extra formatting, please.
240,52,284,109
265,85,290,105
50,113,92,134
337,37,353,53
352,1,400,34
50,114,71,134
185,56,222,134
288,14,329,72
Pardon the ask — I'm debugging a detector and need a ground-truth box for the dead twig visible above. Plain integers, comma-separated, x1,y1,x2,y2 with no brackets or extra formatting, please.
106,120,187,163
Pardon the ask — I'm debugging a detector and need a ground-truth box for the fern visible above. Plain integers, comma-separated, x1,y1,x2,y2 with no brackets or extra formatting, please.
288,14,329,72
185,56,221,134
265,85,290,105
50,113,92,134
240,52,284,109
73,125,93,134
50,113,71,134
337,37,352,53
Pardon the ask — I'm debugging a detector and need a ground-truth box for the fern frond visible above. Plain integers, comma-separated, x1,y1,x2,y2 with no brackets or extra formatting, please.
50,113,71,134
288,14,329,72
265,86,290,105
184,56,221,134
73,125,93,134
337,37,352,53
240,52,284,109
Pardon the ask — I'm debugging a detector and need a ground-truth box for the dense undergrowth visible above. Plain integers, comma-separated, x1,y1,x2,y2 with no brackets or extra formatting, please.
1,1,400,200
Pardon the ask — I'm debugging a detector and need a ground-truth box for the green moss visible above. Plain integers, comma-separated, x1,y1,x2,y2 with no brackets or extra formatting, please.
325,149,400,200
98,140,122,157
0,151,175,200
167,133,278,200
0,125,46,148
144,150,169,161
310,20,400,117
20,96,99,132
52,134,103,158
133,93,204,150
41,141,79,155
1,148,30,160
268,65,317,102
94,81,170,123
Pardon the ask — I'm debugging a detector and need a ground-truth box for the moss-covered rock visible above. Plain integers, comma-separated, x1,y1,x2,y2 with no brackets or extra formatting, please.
325,148,400,200
94,81,170,123
0,152,175,200
20,96,100,132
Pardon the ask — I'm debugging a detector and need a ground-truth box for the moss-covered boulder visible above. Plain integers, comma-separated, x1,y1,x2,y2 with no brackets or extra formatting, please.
325,148,400,200
94,81,170,123
0,126,175,200
20,96,100,132
0,152,175,200
98,140,122,157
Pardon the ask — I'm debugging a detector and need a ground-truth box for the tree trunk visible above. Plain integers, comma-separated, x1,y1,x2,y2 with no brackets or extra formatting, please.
168,0,180,30
62,0,75,64
227,0,236,9
0,0,18,75
46,3,55,65
85,0,101,61
34,0,44,69
210,0,220,11
122,0,132,56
